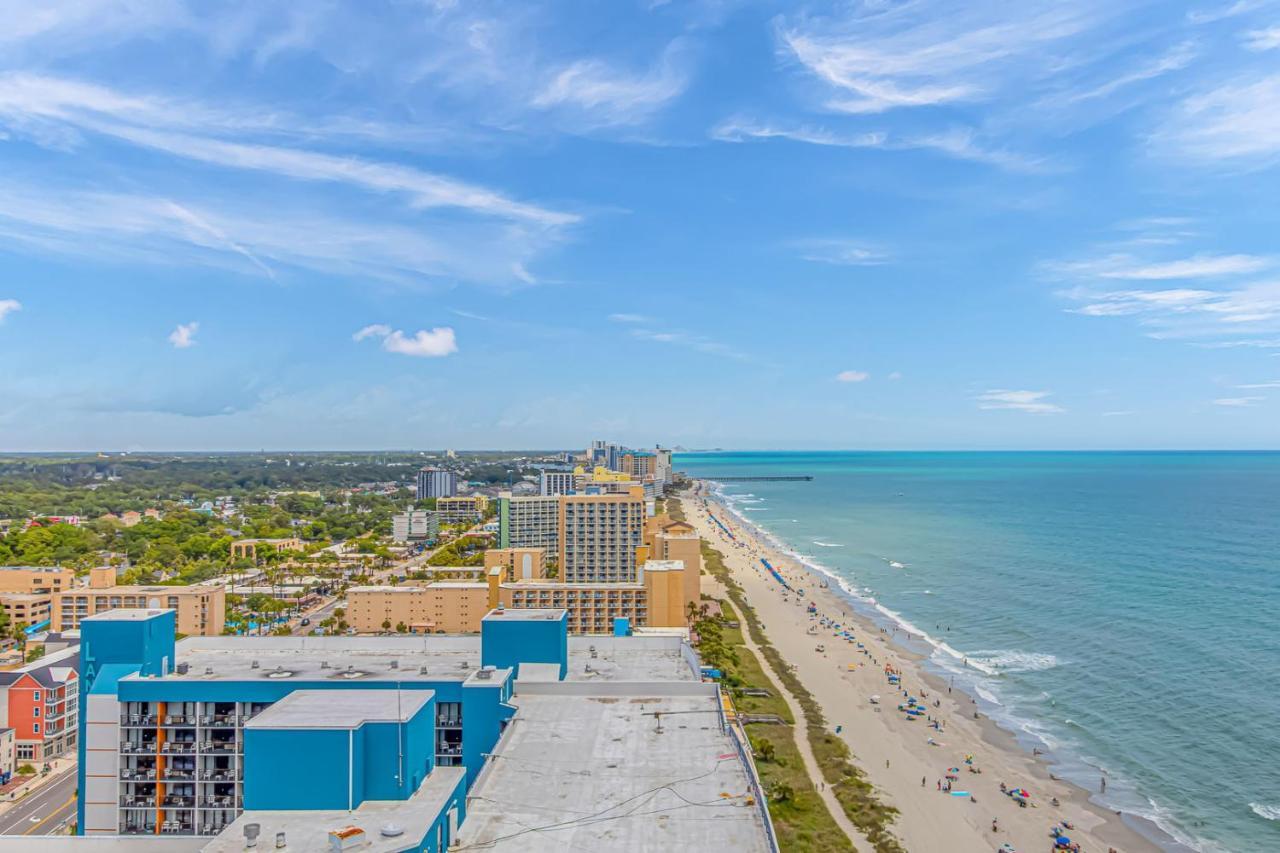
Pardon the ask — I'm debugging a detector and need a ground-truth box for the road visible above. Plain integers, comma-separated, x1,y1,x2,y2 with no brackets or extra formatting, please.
0,767,76,836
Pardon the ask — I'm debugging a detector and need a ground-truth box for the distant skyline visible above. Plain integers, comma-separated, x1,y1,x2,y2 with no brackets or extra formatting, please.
2,1,1280,451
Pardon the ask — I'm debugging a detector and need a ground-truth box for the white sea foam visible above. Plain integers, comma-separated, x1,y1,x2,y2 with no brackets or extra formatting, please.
965,650,1061,674
812,540,844,548
888,560,906,568
1251,802,1280,821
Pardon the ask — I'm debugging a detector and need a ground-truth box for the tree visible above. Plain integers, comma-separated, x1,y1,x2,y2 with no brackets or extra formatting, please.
381,618,392,631
752,737,776,764
395,621,407,634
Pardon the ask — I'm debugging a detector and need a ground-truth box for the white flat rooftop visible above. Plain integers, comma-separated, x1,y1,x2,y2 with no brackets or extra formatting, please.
200,766,466,853
456,688,772,852
111,634,696,685
83,608,172,622
246,689,434,729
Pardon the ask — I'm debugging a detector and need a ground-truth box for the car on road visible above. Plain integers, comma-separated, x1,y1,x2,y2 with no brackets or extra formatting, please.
300,617,311,626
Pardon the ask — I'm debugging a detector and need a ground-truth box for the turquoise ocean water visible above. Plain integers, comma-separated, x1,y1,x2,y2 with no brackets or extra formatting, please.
676,451,1280,853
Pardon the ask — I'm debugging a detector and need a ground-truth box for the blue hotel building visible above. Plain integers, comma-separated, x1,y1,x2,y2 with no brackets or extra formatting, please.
76,607,564,849
69,606,776,853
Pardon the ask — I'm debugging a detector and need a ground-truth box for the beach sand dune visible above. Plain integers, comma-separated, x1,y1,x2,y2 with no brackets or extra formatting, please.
685,485,1161,853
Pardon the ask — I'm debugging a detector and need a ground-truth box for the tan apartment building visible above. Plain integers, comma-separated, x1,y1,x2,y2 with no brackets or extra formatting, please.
0,593,52,628
52,568,225,636
492,559,690,634
0,566,75,596
436,496,489,524
229,538,303,561
647,519,703,620
346,583,489,634
558,487,646,584
482,548,547,582
344,558,693,636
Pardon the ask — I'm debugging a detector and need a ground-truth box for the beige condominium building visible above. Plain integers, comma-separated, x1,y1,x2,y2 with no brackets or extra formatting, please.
346,556,698,636
228,538,303,561
0,593,52,628
482,548,548,582
0,566,75,595
52,568,226,636
435,496,489,524
346,583,490,634
558,487,646,584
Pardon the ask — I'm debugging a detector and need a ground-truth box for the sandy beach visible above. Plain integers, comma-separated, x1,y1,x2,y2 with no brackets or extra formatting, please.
684,483,1163,853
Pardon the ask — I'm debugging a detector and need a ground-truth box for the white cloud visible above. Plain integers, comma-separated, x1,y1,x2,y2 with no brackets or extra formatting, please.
711,118,1045,172
1155,72,1280,163
1187,0,1265,25
1065,42,1197,103
354,324,457,358
795,239,889,266
0,73,577,227
888,371,903,380
835,370,870,383
976,389,1064,414
1235,380,1280,388
608,313,651,324
628,327,753,362
1054,252,1270,280
1102,410,1135,417
0,179,557,287
0,298,21,322
1213,396,1264,407
168,321,199,348
778,3,1107,114
533,43,688,127
1243,26,1280,51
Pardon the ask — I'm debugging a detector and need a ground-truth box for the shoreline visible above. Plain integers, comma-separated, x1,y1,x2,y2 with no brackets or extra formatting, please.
685,481,1174,853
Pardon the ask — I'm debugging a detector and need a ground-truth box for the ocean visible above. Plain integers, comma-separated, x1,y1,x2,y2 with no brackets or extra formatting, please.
675,451,1280,853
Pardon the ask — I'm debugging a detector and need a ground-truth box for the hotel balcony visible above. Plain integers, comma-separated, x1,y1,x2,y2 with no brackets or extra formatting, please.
120,796,157,808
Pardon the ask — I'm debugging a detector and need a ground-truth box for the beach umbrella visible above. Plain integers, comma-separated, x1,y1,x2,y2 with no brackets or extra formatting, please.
1054,837,1070,848
947,767,960,772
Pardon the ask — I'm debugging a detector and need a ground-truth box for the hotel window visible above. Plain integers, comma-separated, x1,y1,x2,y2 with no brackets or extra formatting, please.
33,707,40,717
32,723,39,733
32,690,40,702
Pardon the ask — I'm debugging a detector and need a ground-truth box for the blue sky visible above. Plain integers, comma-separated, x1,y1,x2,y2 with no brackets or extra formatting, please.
2,0,1280,451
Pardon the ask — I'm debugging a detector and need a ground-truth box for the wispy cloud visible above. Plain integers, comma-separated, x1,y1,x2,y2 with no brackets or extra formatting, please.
1187,0,1265,25
835,370,869,382
0,180,558,287
532,42,689,127
608,313,652,324
353,324,458,357
1065,42,1198,103
628,327,753,362
1213,396,1264,407
1057,252,1271,280
795,239,889,266
1235,379,1280,388
976,389,1065,414
0,298,20,322
168,321,199,349
1242,26,1280,51
778,3,1108,114
711,118,1045,172
1154,72,1280,164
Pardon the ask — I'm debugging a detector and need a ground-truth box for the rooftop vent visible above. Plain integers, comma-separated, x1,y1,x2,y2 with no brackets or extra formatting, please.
176,663,189,675
321,661,330,669
243,822,261,849
266,667,294,679
419,665,430,675
204,667,213,675
390,660,398,670
380,824,405,838
250,660,260,670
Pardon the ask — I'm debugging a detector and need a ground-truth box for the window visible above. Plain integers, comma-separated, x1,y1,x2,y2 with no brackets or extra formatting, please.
32,707,39,718
32,690,40,702
32,723,39,733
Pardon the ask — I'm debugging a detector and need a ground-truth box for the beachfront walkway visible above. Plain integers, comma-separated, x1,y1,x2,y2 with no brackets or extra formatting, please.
728,588,873,852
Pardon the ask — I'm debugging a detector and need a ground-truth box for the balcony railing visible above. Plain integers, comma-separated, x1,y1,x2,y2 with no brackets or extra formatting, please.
120,742,158,754
159,743,197,755
162,796,195,808
121,715,159,727
199,796,235,808
161,770,196,782
120,768,157,781
197,768,242,782
120,797,157,808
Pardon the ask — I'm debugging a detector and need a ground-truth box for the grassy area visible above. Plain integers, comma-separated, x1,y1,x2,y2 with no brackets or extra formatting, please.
701,597,850,852
680,495,906,853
